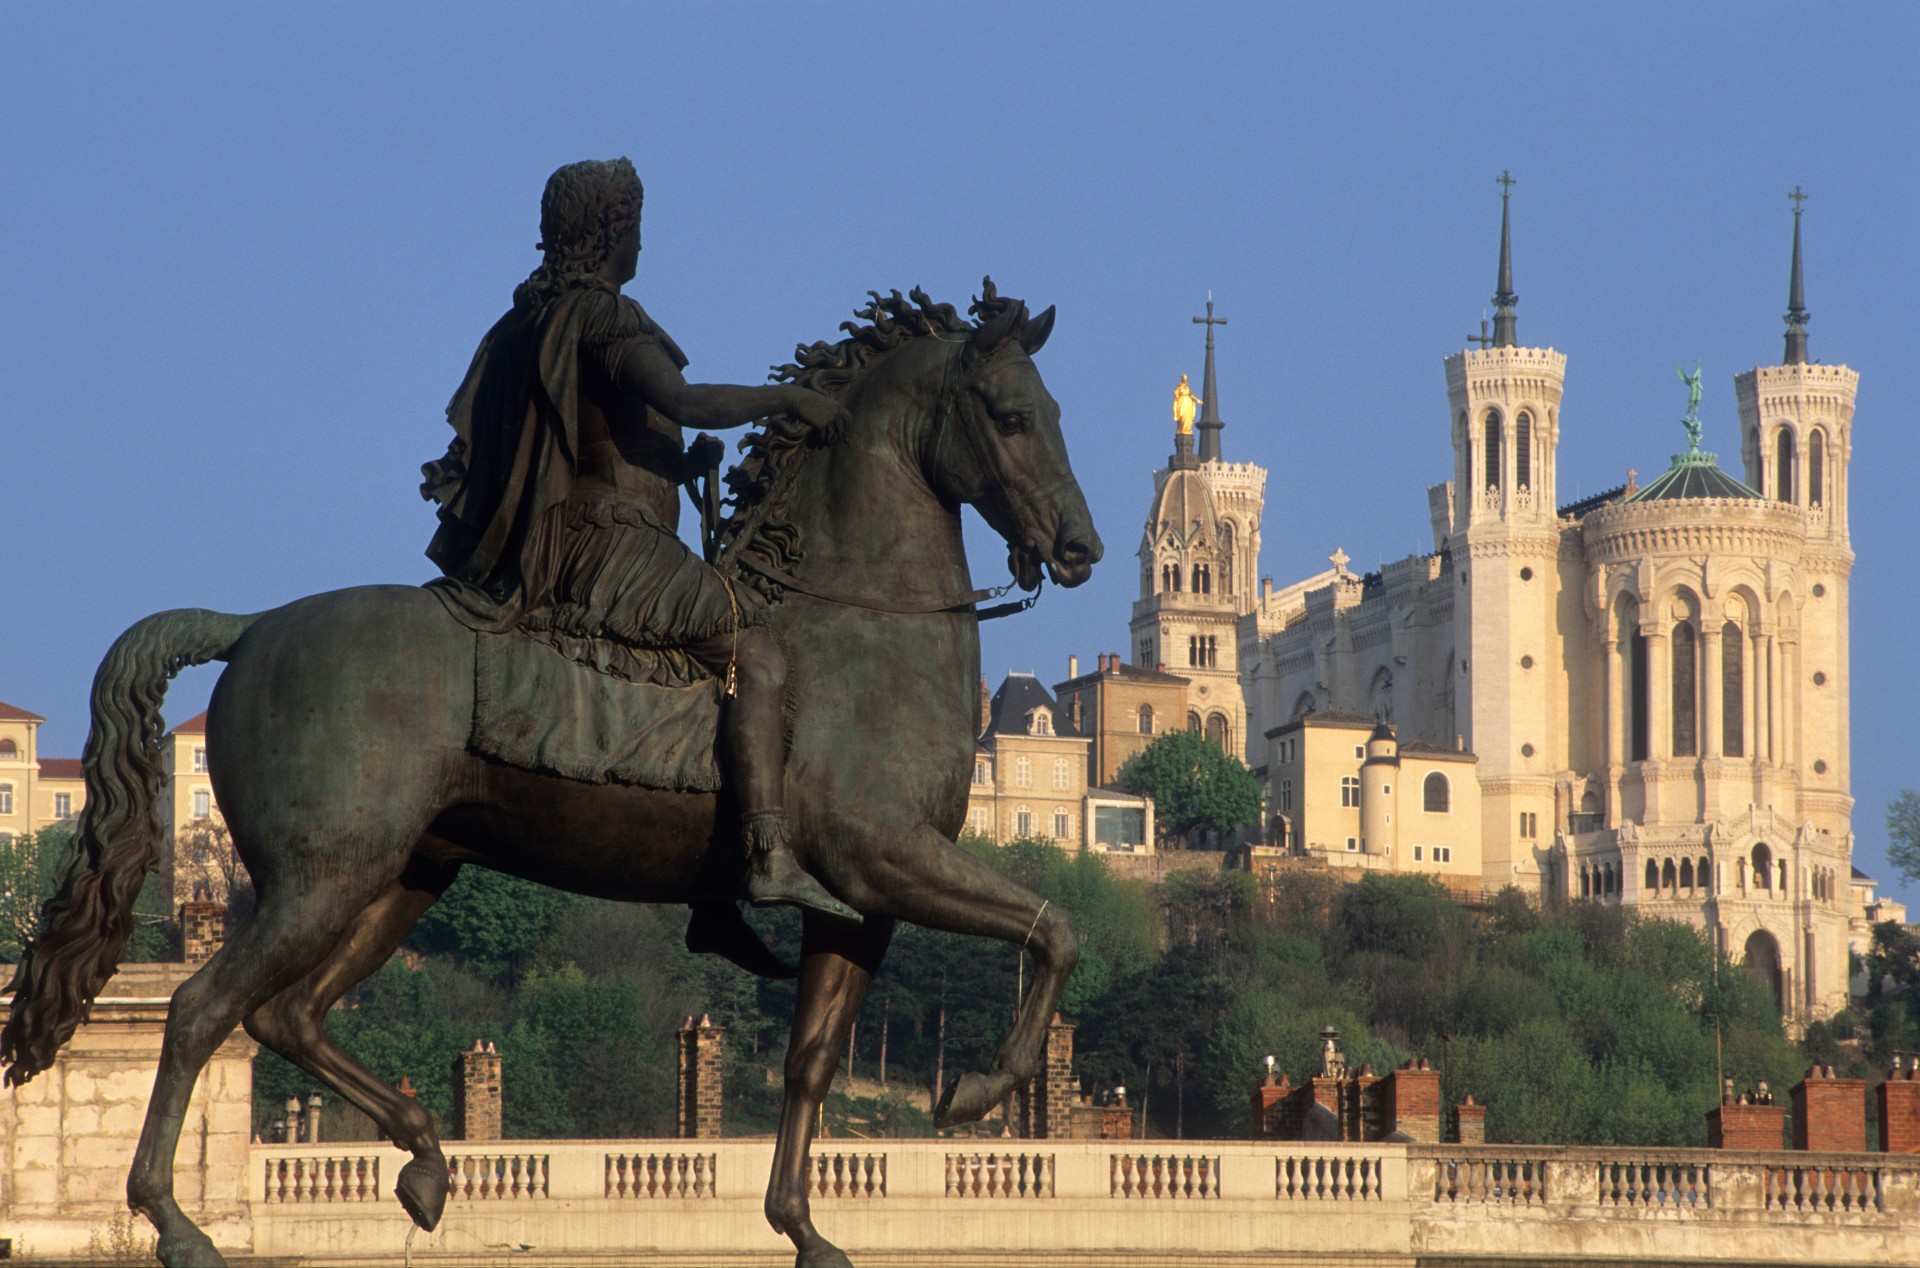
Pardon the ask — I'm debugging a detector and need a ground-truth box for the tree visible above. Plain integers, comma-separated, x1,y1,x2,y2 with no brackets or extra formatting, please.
1117,729,1262,849
1887,790,1920,886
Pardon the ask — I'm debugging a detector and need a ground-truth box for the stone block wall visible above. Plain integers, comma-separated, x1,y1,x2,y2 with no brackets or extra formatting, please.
1792,1064,1866,1152
452,1040,503,1141
676,1015,724,1140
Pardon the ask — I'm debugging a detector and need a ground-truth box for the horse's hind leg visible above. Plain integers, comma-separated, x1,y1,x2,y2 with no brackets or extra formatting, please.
834,825,1075,1127
766,915,893,1268
128,879,381,1268
243,854,458,1231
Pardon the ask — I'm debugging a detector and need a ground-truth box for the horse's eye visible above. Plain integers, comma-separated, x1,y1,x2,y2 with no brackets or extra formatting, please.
998,412,1029,435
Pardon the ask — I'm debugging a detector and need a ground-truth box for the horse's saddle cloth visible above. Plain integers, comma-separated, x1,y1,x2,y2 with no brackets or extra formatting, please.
469,631,722,793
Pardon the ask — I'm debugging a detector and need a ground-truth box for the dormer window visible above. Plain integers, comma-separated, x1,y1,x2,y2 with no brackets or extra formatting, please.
1028,708,1053,737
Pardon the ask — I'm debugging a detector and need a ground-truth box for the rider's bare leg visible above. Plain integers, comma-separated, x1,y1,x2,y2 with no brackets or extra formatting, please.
690,622,856,925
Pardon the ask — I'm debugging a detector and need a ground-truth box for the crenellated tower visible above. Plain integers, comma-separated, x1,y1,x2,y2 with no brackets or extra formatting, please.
1442,173,1568,892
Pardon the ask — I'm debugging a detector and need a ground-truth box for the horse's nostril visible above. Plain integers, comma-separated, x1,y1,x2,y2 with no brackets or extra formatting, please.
1059,540,1092,566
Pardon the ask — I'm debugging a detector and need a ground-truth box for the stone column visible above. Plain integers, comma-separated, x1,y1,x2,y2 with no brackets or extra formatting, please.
677,1014,724,1140
1603,633,1625,767
1779,636,1799,770
1018,1015,1078,1140
303,1092,323,1145
180,900,227,966
452,1040,503,1141
1700,624,1722,759
1752,631,1771,765
1644,627,1670,760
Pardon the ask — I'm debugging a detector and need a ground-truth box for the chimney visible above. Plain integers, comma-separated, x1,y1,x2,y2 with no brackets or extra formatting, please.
180,897,227,965
677,1014,725,1139
1454,1094,1486,1144
1792,1064,1866,1152
282,1096,302,1144
1878,1057,1920,1153
1380,1058,1442,1143
1017,1015,1078,1139
1067,655,1079,680
303,1092,324,1145
452,1040,503,1141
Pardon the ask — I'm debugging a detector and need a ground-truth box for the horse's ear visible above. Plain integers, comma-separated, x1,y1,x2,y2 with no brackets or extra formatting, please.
965,301,1027,371
1020,305,1056,356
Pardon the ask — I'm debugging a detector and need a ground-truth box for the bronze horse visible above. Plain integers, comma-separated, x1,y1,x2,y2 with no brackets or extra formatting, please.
1,284,1101,1268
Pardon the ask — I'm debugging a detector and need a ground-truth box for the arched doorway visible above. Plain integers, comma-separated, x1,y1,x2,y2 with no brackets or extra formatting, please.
1743,930,1784,1014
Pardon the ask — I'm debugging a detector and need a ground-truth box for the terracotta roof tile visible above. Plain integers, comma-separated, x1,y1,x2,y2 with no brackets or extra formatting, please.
38,758,83,780
170,711,209,736
0,700,46,723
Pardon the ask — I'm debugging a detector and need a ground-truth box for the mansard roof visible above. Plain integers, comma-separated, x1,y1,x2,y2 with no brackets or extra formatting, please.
1627,452,1762,503
983,673,1061,738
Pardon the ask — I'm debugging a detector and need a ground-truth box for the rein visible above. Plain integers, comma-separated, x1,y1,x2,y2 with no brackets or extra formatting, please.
716,340,1043,623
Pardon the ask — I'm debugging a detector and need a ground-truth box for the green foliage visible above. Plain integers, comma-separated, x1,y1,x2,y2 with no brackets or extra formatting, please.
1888,790,1920,887
1116,729,1262,847
0,828,61,960
407,867,582,980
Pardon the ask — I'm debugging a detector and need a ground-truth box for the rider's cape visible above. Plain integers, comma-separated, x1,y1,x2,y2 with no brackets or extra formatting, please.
420,282,687,632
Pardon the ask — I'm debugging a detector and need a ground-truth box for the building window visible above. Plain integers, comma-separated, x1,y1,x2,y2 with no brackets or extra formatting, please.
1029,709,1053,736
1413,845,1424,861
974,759,989,786
1516,410,1533,490
969,808,991,835
1053,809,1071,839
1423,772,1450,812
1809,430,1825,508
193,790,211,819
1138,704,1154,734
1751,843,1773,891
1014,807,1033,838
54,792,72,819
1484,410,1503,491
1672,621,1698,757
1722,622,1745,757
1434,846,1451,864
1346,837,1359,852
193,747,209,773
1520,811,1537,838
1775,428,1796,503
0,739,15,759
1205,713,1229,753
1140,639,1154,667
1341,776,1361,807
1053,758,1070,790
1015,757,1031,788
1279,779,1293,812
1188,711,1202,733
1630,628,1650,761
0,784,12,815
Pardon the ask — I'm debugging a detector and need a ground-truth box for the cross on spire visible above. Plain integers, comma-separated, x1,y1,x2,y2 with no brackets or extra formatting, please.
1192,293,1228,460
1789,185,1808,214
1497,170,1517,197
1491,171,1519,348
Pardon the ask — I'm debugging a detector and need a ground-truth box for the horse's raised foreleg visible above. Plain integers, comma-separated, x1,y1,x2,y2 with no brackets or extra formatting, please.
766,915,893,1268
837,826,1076,1127
130,880,379,1267
242,855,458,1231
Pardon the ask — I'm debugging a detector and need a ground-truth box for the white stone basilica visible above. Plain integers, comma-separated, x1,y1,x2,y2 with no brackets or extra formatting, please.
1135,190,1856,1025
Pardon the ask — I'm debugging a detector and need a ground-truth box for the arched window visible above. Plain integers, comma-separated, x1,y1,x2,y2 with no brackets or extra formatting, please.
1662,859,1677,891
1699,856,1711,894
1192,564,1210,595
0,739,15,759
1137,704,1154,735
1205,712,1229,754
1580,867,1592,899
1516,410,1534,491
1187,711,1202,734
1680,858,1695,890
1809,430,1825,508
1219,522,1236,595
1775,428,1796,503
1721,620,1745,757
1751,843,1773,890
1484,410,1503,491
1743,930,1784,1012
1423,772,1450,813
1646,859,1660,892
1672,621,1697,757
1052,808,1071,840
1630,627,1650,761
1014,806,1033,838
1604,864,1616,896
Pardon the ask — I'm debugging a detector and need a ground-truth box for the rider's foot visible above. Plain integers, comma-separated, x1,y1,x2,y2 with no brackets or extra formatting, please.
685,901,799,979
746,848,860,926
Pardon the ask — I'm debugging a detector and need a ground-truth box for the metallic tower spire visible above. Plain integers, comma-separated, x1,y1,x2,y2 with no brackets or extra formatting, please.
1784,185,1810,365
1491,170,1519,349
1193,295,1228,461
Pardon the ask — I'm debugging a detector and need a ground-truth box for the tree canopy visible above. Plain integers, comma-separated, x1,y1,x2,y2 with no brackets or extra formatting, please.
1887,790,1920,887
1117,729,1262,848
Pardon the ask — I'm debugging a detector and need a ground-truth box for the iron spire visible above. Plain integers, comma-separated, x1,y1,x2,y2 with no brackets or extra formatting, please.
1491,170,1518,348
1784,185,1810,365
1193,295,1228,461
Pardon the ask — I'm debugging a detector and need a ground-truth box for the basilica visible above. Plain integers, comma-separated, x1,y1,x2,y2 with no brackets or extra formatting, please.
1134,189,1856,1025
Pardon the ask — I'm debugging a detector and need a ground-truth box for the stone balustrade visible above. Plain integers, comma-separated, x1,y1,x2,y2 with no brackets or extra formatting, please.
239,1138,1920,1264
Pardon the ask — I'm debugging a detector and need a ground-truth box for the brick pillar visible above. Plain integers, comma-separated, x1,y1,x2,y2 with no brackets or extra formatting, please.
1382,1059,1443,1143
1251,1067,1291,1139
1350,1064,1379,1140
1018,1015,1077,1139
677,1014,724,1139
1791,1064,1866,1152
180,900,226,965
451,1040,503,1141
1878,1058,1920,1154
1708,1100,1786,1149
1455,1094,1486,1144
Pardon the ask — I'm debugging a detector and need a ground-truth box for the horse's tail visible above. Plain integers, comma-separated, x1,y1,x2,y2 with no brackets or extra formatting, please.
1,608,260,1085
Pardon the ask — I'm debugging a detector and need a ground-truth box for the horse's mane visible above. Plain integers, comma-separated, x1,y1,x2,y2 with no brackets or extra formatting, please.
718,278,1022,600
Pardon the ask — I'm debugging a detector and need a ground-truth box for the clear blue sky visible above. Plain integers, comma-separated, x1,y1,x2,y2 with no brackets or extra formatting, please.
4,5,1915,902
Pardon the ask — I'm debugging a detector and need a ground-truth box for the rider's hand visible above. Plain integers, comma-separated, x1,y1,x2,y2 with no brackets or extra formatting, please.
788,389,852,444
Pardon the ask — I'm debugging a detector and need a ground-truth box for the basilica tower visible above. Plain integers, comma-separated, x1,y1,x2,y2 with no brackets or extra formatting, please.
1132,300,1267,762
1442,174,1568,893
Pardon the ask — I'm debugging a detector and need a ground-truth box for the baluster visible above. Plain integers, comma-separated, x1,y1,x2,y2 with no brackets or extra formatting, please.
1198,1155,1212,1199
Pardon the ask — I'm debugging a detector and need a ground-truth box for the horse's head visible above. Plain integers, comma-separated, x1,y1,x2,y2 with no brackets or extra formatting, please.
932,285,1102,589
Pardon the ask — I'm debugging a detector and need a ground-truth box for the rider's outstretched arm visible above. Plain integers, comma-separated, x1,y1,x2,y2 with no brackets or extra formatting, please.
612,339,844,434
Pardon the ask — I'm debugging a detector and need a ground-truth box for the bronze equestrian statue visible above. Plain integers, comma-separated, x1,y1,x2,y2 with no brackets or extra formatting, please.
1,158,1102,1268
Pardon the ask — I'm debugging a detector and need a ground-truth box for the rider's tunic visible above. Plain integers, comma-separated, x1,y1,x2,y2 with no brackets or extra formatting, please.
421,282,745,685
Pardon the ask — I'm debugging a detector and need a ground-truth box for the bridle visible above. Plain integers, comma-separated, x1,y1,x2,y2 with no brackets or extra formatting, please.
724,338,1043,622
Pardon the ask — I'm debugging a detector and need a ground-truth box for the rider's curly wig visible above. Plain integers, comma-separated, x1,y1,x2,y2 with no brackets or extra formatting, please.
513,158,643,310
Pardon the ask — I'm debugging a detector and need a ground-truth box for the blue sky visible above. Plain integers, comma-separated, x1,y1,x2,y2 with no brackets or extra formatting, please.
4,4,1915,903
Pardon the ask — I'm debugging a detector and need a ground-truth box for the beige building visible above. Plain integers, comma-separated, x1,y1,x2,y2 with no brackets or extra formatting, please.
160,710,224,910
1238,194,1857,1023
968,673,1154,855
0,700,85,844
1051,652,1190,788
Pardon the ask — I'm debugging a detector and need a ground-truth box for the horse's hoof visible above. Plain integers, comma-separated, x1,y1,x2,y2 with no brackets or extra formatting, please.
935,1071,998,1127
797,1239,856,1268
156,1228,227,1268
396,1156,449,1231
